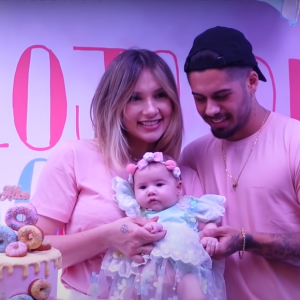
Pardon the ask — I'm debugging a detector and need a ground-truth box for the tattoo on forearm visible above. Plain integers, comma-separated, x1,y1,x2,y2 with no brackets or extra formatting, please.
120,224,129,233
245,232,300,266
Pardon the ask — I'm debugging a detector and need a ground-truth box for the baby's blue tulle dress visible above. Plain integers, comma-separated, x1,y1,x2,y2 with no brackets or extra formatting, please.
88,177,227,300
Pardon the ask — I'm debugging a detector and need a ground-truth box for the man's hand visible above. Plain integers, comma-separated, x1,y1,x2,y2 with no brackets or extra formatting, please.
200,226,242,259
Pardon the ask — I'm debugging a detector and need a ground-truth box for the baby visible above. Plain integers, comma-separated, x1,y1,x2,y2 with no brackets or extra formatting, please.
90,152,226,300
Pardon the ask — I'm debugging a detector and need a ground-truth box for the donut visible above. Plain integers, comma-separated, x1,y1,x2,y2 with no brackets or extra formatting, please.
5,203,38,231
28,278,52,300
5,241,27,257
0,225,17,253
8,294,34,300
18,225,43,250
35,238,52,251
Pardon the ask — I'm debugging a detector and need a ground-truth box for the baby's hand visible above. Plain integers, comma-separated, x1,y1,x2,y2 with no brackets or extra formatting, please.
143,222,163,233
201,236,218,256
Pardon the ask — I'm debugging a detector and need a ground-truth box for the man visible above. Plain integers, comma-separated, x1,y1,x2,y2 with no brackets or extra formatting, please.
180,26,300,300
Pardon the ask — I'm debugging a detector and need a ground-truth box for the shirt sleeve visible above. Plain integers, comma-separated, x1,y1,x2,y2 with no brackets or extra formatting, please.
30,141,78,223
180,166,203,198
179,142,203,197
179,144,196,171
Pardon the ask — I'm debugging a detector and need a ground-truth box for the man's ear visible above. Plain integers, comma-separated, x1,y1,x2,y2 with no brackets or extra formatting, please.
247,70,259,95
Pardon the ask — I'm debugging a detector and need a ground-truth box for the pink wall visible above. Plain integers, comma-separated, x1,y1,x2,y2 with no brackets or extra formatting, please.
0,0,299,218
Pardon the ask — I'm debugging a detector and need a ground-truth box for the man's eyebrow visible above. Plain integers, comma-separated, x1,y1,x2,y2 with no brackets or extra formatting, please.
192,88,232,96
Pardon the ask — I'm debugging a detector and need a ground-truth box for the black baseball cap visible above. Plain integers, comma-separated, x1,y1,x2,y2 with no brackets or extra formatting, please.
184,26,267,82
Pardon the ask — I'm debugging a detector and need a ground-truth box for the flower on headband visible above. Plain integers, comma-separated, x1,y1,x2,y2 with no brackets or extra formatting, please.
173,167,181,178
143,152,155,162
165,160,177,170
126,163,137,175
127,163,137,184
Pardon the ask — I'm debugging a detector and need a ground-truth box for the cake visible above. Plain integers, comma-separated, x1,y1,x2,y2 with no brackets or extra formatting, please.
0,200,62,300
0,248,62,299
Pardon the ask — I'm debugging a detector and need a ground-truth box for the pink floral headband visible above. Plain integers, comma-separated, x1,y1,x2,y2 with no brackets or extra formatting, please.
126,152,181,184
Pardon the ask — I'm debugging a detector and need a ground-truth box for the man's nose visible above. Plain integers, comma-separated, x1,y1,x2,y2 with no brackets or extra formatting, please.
205,99,221,116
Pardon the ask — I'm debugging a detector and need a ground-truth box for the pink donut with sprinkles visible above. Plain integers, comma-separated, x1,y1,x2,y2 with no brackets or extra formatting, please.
5,241,27,257
28,278,52,300
5,203,38,231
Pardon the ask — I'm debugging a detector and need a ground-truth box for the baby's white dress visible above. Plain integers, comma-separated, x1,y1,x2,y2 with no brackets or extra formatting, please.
89,177,227,300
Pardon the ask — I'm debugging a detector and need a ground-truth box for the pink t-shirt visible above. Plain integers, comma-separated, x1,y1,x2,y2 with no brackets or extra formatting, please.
180,112,300,300
31,139,201,294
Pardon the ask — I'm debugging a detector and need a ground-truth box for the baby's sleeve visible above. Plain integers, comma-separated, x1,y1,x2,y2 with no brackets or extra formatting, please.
112,177,142,217
30,142,78,224
187,194,226,224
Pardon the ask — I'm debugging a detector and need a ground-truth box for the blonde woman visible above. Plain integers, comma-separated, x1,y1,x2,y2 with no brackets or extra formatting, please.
31,49,198,299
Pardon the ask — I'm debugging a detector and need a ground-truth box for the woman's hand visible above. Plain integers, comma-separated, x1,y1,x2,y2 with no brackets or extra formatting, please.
107,216,166,263
35,215,165,268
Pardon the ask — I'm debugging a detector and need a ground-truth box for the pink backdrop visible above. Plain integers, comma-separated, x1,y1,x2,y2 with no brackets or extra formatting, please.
1,0,300,216
0,1,299,296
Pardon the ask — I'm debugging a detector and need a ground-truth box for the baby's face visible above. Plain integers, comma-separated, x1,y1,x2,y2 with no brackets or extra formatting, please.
134,163,182,211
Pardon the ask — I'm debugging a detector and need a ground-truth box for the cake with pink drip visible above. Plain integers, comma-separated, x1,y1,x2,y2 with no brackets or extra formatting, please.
0,195,62,300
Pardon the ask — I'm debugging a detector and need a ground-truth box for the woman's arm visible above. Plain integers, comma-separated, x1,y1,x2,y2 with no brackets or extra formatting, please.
38,214,166,268
32,142,166,267
201,225,300,266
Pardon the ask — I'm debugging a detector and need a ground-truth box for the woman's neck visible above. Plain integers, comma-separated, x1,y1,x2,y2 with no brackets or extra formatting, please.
128,142,156,162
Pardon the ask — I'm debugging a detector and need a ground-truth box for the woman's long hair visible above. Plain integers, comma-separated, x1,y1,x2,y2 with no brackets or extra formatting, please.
90,49,183,168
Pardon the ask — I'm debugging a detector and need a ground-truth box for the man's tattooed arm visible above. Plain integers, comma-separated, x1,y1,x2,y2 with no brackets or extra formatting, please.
245,232,300,266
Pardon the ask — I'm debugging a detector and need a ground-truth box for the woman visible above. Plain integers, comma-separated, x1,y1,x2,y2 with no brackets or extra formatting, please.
31,49,199,299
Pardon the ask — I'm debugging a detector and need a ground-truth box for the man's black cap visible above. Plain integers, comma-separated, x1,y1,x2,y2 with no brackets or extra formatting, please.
184,26,266,82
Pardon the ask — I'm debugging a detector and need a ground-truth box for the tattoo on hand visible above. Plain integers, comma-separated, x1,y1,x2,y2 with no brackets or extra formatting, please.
227,233,241,254
120,224,129,233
